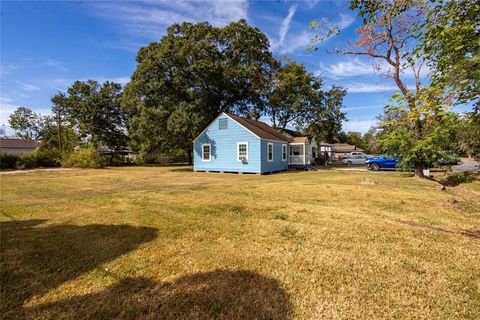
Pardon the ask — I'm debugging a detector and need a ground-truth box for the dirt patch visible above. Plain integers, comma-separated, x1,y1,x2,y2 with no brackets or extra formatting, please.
0,168,77,175
359,177,378,185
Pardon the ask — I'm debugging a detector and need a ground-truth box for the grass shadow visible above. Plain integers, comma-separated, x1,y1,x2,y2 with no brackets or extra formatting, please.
25,270,292,320
437,172,478,187
170,167,194,172
397,220,479,241
0,219,158,318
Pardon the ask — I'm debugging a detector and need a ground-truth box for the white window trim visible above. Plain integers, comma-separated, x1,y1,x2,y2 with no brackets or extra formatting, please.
237,142,248,162
282,144,287,161
267,142,274,162
201,143,211,162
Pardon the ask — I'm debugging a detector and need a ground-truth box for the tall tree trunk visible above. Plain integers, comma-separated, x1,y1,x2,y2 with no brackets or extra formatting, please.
412,116,425,177
187,150,192,165
56,109,63,154
414,161,424,177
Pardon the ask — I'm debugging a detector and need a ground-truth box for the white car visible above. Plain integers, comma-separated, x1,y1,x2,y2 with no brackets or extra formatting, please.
341,155,368,165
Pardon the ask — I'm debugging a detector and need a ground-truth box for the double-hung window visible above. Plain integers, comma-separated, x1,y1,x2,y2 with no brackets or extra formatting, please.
267,143,274,162
282,144,287,161
202,144,211,161
237,142,248,162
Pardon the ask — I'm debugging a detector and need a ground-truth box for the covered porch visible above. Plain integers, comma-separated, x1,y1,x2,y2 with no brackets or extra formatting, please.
288,143,315,167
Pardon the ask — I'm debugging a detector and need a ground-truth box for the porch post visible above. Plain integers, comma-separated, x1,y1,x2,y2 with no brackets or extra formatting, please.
303,143,306,165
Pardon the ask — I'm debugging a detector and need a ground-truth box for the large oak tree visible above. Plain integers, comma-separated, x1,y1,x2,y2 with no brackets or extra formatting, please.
122,20,277,163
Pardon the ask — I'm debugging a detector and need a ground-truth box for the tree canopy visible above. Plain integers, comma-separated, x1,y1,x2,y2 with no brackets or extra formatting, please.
309,0,478,176
9,107,48,141
420,0,480,108
122,20,278,162
51,80,128,153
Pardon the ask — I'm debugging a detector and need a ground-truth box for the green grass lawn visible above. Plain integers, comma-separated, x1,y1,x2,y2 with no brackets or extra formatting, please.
1,166,479,319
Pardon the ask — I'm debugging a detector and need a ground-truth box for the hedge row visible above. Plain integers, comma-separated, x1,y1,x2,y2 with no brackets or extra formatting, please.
1,147,104,170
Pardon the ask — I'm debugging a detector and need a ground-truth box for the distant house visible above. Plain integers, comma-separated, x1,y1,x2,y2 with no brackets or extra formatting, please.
331,143,364,160
97,146,137,162
0,138,38,155
193,113,322,174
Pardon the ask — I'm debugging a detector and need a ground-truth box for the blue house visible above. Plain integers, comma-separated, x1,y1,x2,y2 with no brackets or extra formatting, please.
193,113,319,174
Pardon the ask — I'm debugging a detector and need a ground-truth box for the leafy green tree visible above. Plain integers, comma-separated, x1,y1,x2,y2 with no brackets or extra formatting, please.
376,87,459,169
38,123,79,156
268,61,323,130
345,132,364,149
122,20,276,162
167,102,207,165
457,112,480,160
311,0,462,176
304,86,347,143
420,0,480,108
8,107,48,140
52,80,128,156
267,61,347,140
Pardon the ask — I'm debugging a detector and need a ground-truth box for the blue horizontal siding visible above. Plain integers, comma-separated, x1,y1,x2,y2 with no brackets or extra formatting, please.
260,140,289,173
194,115,261,173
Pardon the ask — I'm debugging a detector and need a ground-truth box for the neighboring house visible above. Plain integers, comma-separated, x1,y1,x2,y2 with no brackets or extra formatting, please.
193,112,320,174
0,138,38,155
281,129,335,163
332,143,364,160
97,146,137,162
318,142,335,162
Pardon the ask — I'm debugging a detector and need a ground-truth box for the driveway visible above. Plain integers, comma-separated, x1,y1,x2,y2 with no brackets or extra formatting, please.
452,159,479,173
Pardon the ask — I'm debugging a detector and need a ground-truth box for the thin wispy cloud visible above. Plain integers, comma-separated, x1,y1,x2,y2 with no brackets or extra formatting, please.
344,82,399,93
15,81,40,92
45,58,68,72
278,4,298,50
343,117,378,133
319,58,376,79
275,11,354,54
338,13,354,30
319,57,429,80
92,0,249,39
0,97,17,126
0,63,22,76
342,105,384,111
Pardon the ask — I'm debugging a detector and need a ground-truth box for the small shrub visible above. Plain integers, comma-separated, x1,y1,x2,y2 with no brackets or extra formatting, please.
102,155,129,166
315,157,326,166
401,172,414,177
62,148,105,169
280,226,298,238
0,153,19,170
444,172,475,186
16,153,37,169
274,213,289,220
35,149,61,167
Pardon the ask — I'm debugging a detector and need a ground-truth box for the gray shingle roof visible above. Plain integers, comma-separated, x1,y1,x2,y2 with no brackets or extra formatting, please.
226,113,291,142
0,138,39,149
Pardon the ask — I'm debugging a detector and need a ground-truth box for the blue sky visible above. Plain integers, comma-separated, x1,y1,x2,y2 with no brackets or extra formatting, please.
1,0,426,134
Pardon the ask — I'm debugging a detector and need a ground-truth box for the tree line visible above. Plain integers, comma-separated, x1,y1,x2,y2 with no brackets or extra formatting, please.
9,20,347,165
7,0,480,176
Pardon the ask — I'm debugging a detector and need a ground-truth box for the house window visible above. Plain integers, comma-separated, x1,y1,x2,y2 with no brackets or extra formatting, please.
219,118,228,130
202,144,211,161
237,142,248,161
282,144,287,161
267,143,273,162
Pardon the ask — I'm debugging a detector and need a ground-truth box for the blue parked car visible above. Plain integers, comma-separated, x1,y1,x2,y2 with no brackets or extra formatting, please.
366,155,398,171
